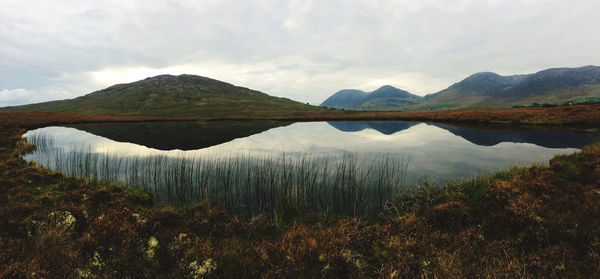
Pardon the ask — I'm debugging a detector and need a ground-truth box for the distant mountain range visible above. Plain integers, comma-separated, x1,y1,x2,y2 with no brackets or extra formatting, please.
0,74,323,117
321,66,600,110
321,86,423,110
3,66,599,116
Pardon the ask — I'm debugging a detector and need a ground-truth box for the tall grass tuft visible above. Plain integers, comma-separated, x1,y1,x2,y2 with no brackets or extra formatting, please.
26,136,410,218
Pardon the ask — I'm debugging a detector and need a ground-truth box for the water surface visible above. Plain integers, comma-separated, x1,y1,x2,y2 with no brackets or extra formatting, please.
23,121,600,216
25,121,600,184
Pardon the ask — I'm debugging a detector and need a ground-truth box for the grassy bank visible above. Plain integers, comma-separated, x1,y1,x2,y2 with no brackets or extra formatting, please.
3,103,600,129
288,103,600,126
25,136,409,219
0,124,599,277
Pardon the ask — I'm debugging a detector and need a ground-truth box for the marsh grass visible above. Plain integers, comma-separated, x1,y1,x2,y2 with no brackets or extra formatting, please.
26,135,409,218
23,133,54,153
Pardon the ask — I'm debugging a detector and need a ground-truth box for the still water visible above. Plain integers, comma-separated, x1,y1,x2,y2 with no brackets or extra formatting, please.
23,121,600,217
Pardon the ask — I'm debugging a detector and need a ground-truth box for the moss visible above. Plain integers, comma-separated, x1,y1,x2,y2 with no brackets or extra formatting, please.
188,259,216,278
124,187,153,207
146,236,159,260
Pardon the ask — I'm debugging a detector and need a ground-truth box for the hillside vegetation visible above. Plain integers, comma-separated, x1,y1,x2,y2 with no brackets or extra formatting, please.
0,75,325,118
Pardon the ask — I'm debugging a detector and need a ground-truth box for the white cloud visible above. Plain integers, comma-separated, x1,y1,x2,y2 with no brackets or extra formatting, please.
1,0,599,106
0,89,32,106
92,66,205,85
0,88,73,107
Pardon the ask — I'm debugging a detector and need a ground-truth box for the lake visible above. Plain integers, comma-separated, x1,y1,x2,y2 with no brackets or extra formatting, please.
23,121,600,217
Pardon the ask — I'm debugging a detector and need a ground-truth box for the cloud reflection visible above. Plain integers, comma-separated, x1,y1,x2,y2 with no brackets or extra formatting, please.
24,122,582,185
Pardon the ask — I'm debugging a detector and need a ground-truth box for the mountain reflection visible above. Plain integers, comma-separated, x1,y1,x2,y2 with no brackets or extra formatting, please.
66,120,600,151
327,121,600,149
26,121,598,195
327,121,419,135
68,121,292,151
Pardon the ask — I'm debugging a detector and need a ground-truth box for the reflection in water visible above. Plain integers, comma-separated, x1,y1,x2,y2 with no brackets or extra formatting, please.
327,121,419,135
67,120,292,150
327,121,600,149
23,121,600,217
429,123,600,149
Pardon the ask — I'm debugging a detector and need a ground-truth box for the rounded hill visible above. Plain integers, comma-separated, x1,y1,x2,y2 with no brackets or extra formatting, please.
2,74,322,117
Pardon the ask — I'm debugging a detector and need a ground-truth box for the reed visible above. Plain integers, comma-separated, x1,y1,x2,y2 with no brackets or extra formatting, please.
26,135,409,218
23,133,54,153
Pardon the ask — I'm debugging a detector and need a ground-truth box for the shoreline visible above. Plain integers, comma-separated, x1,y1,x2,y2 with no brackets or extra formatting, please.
1,110,600,277
1,104,600,129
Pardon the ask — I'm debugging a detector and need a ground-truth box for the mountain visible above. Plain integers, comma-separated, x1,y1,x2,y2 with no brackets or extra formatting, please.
320,89,368,109
320,66,600,111
361,85,424,110
1,74,323,117
320,85,423,110
420,65,600,109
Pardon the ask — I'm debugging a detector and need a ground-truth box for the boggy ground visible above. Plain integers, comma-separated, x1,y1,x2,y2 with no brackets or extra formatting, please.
292,103,600,126
1,113,600,278
2,103,600,126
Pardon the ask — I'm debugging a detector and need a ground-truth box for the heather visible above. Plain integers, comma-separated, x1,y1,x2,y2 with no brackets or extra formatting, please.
1,121,600,278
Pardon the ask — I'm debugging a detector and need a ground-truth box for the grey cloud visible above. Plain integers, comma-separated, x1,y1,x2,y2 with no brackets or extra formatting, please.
1,0,599,106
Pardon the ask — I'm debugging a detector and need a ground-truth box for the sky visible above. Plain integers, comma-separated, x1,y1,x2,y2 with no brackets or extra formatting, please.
1,0,599,106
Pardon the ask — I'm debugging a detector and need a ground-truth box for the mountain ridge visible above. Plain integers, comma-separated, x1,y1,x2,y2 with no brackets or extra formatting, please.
321,65,600,110
424,65,600,109
320,89,368,109
320,85,423,110
1,74,324,117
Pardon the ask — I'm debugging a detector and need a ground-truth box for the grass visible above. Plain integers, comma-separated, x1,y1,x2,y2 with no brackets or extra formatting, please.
26,135,409,219
564,96,600,105
303,103,600,126
0,75,327,118
3,103,600,129
1,114,600,277
417,103,460,110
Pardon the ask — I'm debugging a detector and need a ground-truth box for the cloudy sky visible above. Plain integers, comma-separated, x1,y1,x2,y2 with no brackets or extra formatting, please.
1,0,599,106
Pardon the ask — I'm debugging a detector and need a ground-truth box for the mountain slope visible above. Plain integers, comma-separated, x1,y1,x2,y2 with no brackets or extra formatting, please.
320,89,368,109
319,65,600,111
360,85,423,110
421,65,600,109
320,85,423,110
1,74,323,117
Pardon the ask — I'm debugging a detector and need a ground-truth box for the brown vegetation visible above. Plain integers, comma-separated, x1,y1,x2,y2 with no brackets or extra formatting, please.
287,104,600,126
0,112,194,129
3,104,600,129
1,110,600,277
